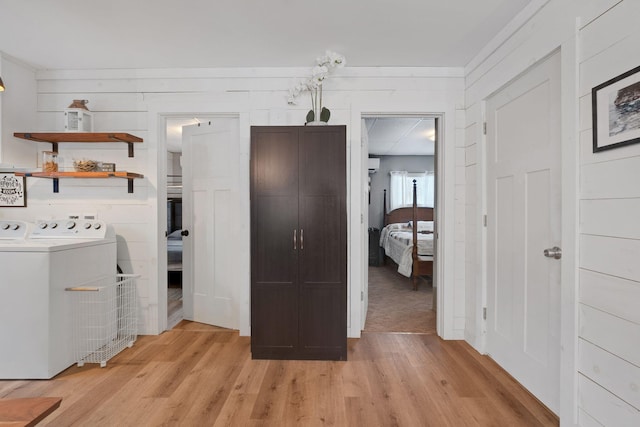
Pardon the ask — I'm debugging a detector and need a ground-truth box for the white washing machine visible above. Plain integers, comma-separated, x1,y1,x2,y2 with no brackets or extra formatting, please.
0,218,117,379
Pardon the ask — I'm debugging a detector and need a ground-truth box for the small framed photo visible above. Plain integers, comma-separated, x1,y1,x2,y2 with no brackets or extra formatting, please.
592,64,640,152
99,162,116,172
0,173,27,207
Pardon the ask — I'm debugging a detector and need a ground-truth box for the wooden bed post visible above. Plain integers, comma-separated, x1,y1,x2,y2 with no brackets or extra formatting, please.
382,189,387,265
411,180,419,291
383,189,387,219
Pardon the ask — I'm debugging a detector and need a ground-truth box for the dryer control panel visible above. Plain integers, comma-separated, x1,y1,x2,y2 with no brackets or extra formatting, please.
30,219,109,239
0,220,31,239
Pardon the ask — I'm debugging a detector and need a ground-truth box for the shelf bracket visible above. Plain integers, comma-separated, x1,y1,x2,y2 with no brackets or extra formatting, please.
127,178,134,193
53,178,59,193
22,133,59,152
105,134,134,157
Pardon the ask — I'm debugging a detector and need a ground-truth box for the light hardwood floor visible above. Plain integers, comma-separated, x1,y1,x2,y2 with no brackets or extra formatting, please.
0,322,558,426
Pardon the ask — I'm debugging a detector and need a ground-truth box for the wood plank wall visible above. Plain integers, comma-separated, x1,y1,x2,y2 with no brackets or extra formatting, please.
465,0,640,424
578,1,640,424
0,64,466,337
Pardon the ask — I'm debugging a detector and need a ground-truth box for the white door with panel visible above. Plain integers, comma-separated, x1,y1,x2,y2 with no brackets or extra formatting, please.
486,52,561,413
182,119,241,329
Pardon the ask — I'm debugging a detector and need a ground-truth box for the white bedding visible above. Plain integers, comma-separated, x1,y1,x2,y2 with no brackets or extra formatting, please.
380,222,434,277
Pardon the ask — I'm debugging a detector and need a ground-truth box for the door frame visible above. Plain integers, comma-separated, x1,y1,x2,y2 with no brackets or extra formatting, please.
148,97,250,335
357,111,446,338
479,46,579,421
159,113,239,331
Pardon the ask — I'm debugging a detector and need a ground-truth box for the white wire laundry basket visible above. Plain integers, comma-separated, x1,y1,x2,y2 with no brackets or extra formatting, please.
66,274,139,367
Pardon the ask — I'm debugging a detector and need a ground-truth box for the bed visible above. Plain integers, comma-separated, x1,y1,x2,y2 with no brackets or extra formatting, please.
380,182,434,290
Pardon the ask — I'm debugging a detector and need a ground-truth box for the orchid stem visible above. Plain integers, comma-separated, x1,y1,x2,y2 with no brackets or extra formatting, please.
310,89,315,113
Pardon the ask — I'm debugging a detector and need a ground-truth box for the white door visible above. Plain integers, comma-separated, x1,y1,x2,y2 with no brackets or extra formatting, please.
486,52,561,413
182,119,241,329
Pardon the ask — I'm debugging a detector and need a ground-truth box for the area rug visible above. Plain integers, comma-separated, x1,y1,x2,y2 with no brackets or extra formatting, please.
364,264,436,334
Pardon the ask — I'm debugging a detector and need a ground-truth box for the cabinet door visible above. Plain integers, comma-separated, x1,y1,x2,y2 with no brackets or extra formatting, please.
298,126,347,360
250,127,299,357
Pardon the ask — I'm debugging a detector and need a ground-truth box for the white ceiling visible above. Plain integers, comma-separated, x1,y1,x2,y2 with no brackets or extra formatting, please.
166,118,202,153
2,1,532,155
366,117,435,156
0,0,532,70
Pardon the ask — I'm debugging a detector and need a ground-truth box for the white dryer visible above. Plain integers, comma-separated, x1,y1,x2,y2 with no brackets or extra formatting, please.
0,219,117,379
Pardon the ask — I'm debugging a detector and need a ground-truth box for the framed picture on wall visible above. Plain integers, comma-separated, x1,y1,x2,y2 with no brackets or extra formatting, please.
0,173,27,207
592,64,640,152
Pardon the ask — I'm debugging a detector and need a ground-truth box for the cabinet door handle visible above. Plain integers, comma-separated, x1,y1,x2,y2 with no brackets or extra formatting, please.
293,229,297,250
301,228,304,250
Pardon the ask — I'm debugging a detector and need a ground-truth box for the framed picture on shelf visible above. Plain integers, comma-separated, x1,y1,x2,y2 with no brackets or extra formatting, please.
0,173,27,207
592,64,640,152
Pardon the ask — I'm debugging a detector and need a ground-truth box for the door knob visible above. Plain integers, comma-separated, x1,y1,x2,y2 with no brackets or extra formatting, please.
543,246,561,259
181,230,189,237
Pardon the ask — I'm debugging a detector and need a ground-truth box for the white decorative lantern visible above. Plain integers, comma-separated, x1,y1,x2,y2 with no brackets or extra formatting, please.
64,99,93,132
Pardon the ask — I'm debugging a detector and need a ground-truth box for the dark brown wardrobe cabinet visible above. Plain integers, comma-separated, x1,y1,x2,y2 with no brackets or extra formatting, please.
250,125,347,361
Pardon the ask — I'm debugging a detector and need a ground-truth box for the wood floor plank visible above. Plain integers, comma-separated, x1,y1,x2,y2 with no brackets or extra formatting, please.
0,322,558,426
250,360,294,423
447,341,558,426
147,334,248,425
148,332,217,398
180,339,251,425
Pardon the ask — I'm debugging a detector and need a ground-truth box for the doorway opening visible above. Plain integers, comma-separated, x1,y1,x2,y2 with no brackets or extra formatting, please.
167,171,183,329
363,116,438,334
164,116,214,329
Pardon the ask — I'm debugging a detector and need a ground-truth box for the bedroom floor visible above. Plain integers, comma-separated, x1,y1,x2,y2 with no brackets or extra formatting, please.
364,263,435,334
167,271,183,329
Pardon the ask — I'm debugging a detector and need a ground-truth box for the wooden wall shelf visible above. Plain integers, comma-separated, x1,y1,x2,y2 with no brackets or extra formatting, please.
13,132,143,157
13,131,144,193
15,171,144,193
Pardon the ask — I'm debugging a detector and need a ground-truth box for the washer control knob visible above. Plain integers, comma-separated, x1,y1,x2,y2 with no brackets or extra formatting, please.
50,222,58,229
93,223,102,230
10,223,20,231
1,223,9,230
39,222,48,229
84,222,92,230
66,221,76,229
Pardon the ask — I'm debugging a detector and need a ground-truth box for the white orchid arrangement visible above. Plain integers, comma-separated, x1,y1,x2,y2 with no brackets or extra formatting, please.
288,50,346,124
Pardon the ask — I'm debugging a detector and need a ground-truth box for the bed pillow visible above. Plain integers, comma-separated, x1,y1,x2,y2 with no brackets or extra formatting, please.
407,220,434,232
386,223,407,230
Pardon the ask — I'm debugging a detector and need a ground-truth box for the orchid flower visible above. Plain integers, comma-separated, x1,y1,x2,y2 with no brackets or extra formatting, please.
287,51,346,124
